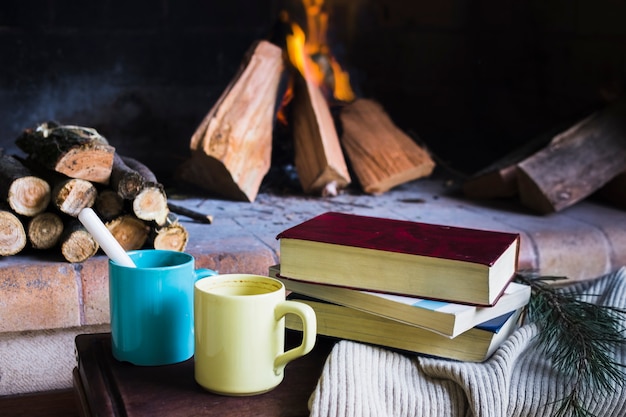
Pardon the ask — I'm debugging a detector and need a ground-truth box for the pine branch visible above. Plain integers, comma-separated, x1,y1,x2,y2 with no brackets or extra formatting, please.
515,270,626,417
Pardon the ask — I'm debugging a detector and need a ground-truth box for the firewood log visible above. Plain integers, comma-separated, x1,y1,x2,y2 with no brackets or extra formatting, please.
94,189,124,221
15,122,115,184
178,40,284,202
0,206,27,256
0,151,51,216
121,156,157,183
291,73,351,196
60,220,99,263
51,178,97,217
462,127,562,199
106,214,150,251
152,224,189,252
27,212,64,250
517,100,626,213
121,156,169,226
131,187,169,226
339,99,435,194
151,214,189,252
110,154,145,199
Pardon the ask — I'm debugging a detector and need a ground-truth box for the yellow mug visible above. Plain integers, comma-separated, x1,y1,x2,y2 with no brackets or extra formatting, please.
194,274,317,396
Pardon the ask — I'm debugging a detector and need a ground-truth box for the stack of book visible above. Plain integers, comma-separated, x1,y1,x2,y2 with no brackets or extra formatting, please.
272,211,530,363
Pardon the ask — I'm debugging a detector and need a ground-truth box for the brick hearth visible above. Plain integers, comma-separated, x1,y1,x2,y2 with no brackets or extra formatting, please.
2,176,626,395
2,177,626,334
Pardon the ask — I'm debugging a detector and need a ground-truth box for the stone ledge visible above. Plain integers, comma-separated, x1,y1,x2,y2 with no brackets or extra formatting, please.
2,177,626,334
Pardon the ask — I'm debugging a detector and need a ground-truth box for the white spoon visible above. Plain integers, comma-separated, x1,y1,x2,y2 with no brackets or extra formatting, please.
78,207,136,268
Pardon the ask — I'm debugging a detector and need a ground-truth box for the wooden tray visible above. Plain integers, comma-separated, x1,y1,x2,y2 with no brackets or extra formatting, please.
73,331,335,417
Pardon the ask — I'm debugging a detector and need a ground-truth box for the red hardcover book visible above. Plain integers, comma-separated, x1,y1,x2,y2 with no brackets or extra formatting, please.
276,212,520,306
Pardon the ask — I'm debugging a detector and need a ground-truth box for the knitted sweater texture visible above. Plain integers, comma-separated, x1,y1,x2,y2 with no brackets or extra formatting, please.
309,267,626,417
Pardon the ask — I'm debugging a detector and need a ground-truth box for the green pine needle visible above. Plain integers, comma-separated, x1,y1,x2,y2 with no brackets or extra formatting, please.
515,271,626,417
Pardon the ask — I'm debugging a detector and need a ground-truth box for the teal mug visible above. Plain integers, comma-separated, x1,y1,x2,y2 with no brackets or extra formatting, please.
109,249,216,366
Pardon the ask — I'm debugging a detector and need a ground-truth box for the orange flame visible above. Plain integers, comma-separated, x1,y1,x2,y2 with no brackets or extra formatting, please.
284,0,355,103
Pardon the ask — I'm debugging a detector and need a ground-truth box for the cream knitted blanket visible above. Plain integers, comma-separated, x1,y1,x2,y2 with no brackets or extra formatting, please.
309,267,626,417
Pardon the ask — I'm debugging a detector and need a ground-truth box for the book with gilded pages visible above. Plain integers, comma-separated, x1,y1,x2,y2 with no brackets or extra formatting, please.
270,265,530,338
276,212,520,305
285,294,522,362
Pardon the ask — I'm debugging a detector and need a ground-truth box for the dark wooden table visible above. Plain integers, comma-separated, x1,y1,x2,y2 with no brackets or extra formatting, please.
73,331,336,417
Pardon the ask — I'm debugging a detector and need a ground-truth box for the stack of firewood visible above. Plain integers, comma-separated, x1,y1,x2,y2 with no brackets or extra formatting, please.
0,122,190,262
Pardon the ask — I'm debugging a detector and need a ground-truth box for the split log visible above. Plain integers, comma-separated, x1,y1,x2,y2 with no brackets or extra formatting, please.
151,214,189,252
291,73,351,196
52,178,97,217
15,122,115,184
178,40,284,202
339,99,434,194
94,189,124,221
27,212,64,249
0,207,27,256
106,214,150,251
60,221,99,263
0,151,51,216
517,100,626,213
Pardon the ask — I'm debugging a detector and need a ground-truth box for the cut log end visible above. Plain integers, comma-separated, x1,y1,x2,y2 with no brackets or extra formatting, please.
111,155,148,199
8,176,51,217
132,186,169,225
56,146,115,184
0,210,27,256
95,189,125,221
53,178,98,217
153,224,189,252
106,215,150,251
28,212,64,249
61,224,99,263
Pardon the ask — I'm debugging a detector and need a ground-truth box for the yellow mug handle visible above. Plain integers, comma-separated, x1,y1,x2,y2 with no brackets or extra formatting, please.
273,300,317,374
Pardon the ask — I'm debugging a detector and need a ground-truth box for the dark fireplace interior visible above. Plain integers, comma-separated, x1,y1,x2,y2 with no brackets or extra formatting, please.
1,0,625,193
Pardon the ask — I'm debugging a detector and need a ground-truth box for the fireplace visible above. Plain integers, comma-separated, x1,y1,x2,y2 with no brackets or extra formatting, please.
1,0,624,188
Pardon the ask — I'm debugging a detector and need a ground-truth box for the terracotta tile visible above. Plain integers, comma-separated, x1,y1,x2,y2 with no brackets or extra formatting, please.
192,237,278,276
515,216,611,281
0,261,80,332
564,202,626,270
79,257,110,326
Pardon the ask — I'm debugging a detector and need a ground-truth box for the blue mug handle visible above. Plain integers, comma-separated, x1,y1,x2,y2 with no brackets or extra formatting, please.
195,268,218,281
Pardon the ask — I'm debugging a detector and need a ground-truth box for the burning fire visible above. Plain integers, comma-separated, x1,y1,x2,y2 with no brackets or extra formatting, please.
282,0,355,104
